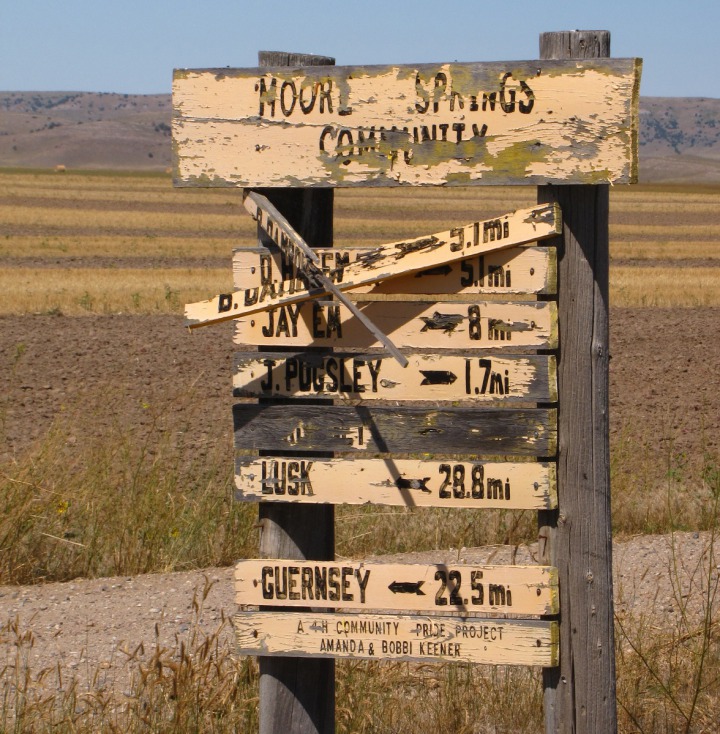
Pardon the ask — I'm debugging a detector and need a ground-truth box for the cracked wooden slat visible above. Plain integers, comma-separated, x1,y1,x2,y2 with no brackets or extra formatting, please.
244,191,408,366
233,245,556,297
233,404,557,457
184,203,561,328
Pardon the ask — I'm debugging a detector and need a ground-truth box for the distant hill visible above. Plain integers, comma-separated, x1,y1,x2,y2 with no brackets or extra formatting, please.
0,92,171,170
2,91,720,183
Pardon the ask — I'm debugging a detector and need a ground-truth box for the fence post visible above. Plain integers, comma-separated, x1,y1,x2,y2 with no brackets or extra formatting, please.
537,31,617,734
255,50,336,734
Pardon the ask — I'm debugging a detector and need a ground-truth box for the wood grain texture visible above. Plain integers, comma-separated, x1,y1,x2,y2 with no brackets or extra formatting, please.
233,299,558,350
186,203,561,328
173,58,640,187
235,612,559,666
233,404,557,457
235,560,558,615
253,50,335,734
235,457,557,509
233,245,557,296
233,351,557,403
537,30,618,734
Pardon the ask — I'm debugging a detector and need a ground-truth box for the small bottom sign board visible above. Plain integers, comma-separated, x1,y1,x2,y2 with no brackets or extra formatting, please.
235,611,558,667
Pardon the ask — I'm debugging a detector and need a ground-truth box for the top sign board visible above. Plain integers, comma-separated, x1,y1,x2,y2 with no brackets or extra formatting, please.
173,58,641,188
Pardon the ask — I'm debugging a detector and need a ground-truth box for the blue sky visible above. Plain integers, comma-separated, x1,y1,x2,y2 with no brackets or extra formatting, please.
1,0,718,98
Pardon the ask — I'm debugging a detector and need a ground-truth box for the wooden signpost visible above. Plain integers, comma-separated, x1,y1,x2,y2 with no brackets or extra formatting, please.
175,31,639,734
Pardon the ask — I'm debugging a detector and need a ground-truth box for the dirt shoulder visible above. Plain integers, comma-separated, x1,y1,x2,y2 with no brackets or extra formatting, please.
3,307,719,468
1,532,718,696
2,306,720,696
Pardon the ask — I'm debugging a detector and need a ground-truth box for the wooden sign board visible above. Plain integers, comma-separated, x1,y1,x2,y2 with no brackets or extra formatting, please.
235,560,558,615
235,611,559,666
173,58,640,187
234,405,557,457
233,352,557,403
233,245,556,296
234,300,557,350
235,457,557,509
185,203,560,328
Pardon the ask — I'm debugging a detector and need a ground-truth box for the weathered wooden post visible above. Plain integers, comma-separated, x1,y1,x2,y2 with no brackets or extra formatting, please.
537,30,618,734
255,50,336,734
173,37,640,734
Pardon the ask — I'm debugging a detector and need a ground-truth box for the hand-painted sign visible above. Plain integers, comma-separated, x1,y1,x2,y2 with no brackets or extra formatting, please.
235,560,558,615
233,245,556,296
233,352,557,403
234,457,556,508
235,612,558,666
234,405,556,456
173,58,640,187
233,300,557,350
184,203,560,327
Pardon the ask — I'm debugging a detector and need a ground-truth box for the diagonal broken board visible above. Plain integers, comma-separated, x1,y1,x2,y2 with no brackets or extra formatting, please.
184,199,562,361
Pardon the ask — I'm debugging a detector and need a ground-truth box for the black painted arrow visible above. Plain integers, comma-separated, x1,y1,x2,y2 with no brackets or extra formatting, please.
420,312,464,333
414,264,453,278
420,370,457,386
395,477,431,493
388,581,425,595
309,622,325,632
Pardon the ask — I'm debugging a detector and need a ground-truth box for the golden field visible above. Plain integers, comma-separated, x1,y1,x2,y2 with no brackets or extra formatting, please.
2,169,720,733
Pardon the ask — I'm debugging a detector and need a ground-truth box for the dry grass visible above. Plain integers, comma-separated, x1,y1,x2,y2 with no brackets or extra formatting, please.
0,204,245,234
0,390,254,585
611,267,720,307
1,582,260,733
0,267,232,315
611,240,720,261
1,607,547,734
611,223,720,240
0,234,248,260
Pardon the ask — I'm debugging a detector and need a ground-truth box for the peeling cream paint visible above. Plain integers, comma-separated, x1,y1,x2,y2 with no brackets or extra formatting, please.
173,59,641,187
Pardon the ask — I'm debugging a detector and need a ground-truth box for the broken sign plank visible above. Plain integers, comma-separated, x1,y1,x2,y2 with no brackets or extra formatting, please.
243,191,407,366
233,404,557,457
234,299,557,351
233,351,557,403
173,58,641,188
235,457,557,509
235,560,558,615
235,612,559,666
185,203,561,327
233,245,556,296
